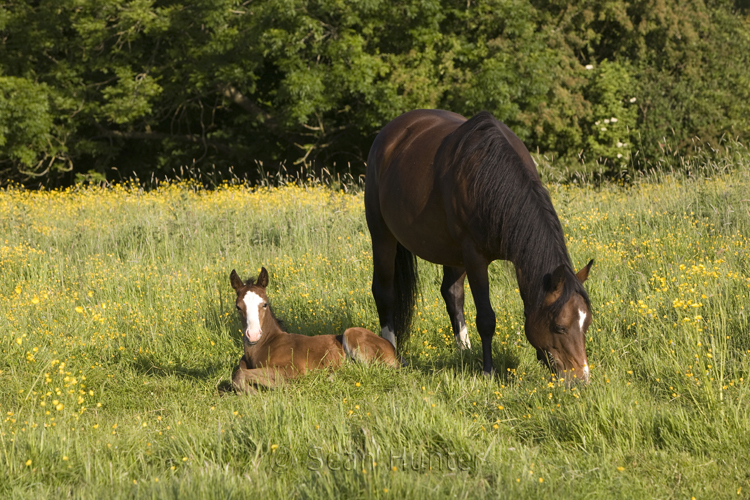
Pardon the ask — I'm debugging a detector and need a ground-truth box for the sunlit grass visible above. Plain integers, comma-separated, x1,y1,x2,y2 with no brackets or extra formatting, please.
1,166,749,498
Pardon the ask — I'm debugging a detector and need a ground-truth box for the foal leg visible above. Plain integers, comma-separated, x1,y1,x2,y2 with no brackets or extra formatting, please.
232,357,258,395
441,266,471,350
342,327,399,368
232,359,285,394
463,251,496,376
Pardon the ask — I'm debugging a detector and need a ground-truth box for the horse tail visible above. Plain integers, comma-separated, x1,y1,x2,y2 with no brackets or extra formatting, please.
393,242,418,349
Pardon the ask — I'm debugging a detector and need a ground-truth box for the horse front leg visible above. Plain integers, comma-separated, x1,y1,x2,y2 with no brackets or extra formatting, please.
463,252,496,376
232,356,258,394
441,266,471,350
232,357,285,394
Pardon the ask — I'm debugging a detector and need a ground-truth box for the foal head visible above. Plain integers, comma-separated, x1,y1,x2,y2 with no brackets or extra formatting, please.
525,261,593,384
230,267,278,346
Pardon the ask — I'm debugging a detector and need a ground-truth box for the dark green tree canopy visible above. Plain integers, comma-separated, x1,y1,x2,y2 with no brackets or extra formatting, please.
1,0,748,185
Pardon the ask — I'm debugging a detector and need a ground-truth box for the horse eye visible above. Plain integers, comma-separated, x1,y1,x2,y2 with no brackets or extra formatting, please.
263,303,268,309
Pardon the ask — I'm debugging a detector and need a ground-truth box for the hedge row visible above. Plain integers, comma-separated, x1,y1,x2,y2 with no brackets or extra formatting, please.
1,0,748,185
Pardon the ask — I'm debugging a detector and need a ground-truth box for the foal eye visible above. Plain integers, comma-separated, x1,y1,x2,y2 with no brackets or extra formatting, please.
262,303,268,309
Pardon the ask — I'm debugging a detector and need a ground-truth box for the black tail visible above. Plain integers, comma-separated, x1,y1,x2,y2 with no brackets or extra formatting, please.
393,243,418,350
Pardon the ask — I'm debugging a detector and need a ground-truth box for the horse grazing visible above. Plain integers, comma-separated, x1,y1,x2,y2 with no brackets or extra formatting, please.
365,109,593,382
230,267,398,394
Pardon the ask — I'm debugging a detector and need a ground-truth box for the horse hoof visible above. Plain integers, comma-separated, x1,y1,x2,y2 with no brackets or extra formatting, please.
233,383,258,395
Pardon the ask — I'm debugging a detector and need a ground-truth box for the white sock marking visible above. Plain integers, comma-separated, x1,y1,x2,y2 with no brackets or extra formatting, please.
457,325,471,350
381,326,396,349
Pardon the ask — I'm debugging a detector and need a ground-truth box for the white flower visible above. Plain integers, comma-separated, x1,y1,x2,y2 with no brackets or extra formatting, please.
617,141,623,148
595,120,600,125
610,117,618,123
601,127,607,131
604,119,610,124
585,64,594,70
617,153,623,158
629,97,637,103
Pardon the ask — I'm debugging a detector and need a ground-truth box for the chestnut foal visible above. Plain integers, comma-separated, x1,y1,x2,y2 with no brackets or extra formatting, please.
230,267,398,394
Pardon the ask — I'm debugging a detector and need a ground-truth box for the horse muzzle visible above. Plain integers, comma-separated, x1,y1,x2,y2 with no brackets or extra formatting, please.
244,329,262,345
556,363,590,385
543,349,590,385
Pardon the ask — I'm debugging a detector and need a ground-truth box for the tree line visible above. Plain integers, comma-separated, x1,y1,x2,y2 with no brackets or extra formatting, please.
1,0,749,186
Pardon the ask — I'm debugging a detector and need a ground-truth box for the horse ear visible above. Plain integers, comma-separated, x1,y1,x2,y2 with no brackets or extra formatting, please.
543,264,566,304
545,265,566,292
576,259,594,283
257,267,269,288
230,269,244,291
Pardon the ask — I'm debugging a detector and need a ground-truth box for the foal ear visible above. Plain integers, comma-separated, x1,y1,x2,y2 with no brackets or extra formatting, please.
576,259,594,283
230,269,244,291
257,267,269,288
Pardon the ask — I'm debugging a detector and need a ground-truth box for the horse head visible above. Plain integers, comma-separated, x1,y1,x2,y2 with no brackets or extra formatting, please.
230,267,276,346
524,260,593,384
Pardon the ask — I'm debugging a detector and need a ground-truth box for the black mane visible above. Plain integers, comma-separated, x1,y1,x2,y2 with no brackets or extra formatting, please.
450,111,589,313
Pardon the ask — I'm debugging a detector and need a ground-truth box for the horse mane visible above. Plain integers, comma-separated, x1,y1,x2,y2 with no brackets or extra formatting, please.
450,111,589,314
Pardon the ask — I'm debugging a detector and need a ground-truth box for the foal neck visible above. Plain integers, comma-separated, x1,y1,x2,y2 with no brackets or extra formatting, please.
264,315,284,336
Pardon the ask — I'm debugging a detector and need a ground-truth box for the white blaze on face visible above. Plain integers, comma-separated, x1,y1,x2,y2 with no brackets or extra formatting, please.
578,309,591,382
242,291,264,343
381,326,396,349
578,308,588,331
457,325,471,350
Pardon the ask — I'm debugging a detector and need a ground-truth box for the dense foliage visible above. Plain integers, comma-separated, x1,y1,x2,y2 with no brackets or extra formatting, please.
1,0,749,185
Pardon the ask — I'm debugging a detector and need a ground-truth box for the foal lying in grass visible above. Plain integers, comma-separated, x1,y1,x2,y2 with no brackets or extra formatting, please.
230,267,398,394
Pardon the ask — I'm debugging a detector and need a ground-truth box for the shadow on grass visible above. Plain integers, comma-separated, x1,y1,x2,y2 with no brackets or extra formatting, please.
127,353,229,381
216,380,235,395
402,341,522,384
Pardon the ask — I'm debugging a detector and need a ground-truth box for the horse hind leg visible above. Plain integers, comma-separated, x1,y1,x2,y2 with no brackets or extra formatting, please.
343,328,399,368
441,266,471,350
369,230,399,349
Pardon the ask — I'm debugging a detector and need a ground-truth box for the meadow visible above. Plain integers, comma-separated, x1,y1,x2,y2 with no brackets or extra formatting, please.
1,153,749,498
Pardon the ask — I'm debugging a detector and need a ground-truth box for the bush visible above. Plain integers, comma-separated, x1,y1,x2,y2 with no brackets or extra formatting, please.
0,0,748,185
0,77,70,180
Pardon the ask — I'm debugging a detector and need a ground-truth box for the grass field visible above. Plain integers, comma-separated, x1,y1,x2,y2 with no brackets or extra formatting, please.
1,155,750,498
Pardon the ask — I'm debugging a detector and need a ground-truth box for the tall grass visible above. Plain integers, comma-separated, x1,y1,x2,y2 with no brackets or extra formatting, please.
1,157,749,498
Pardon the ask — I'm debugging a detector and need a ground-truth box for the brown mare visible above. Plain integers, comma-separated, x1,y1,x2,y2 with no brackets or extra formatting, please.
230,267,398,394
365,109,593,382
